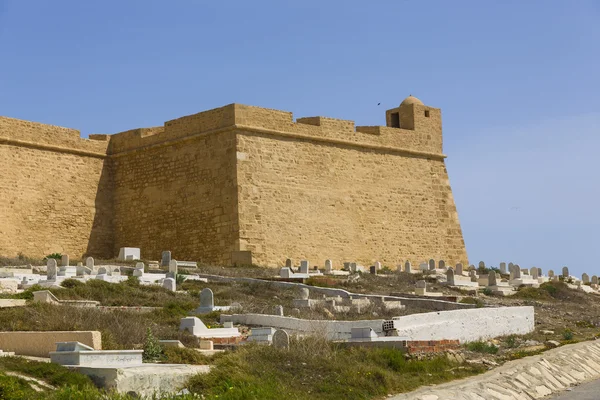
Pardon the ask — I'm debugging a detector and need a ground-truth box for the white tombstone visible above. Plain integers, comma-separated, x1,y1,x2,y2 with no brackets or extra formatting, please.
61,254,69,267
478,261,485,270
562,266,569,278
163,278,176,292
582,273,590,284
499,262,507,274
592,276,598,285
161,251,172,267
438,260,446,269
489,270,497,286
85,257,94,270
280,267,292,278
133,269,144,277
404,261,411,272
374,261,382,270
325,260,333,274
112,267,121,276
531,267,539,279
117,247,140,261
428,259,435,270
135,262,144,270
198,288,214,313
97,267,107,275
299,260,309,274
169,260,178,274
47,258,57,280
548,270,554,278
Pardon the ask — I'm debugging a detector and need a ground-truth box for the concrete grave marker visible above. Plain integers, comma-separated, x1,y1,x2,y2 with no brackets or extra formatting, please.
428,259,435,270
47,258,57,280
369,266,377,275
97,267,107,275
446,268,455,285
455,263,463,275
163,278,176,292
374,261,382,270
285,259,293,269
161,251,172,267
325,260,332,274
85,257,94,270
61,254,69,267
272,329,290,349
582,273,590,284
537,268,542,277
531,267,539,279
404,261,411,272
299,260,309,274
198,288,214,313
489,270,497,286
499,262,507,274
117,247,140,261
274,305,284,316
169,260,178,275
478,261,485,270
562,266,569,278
593,276,598,285
548,270,554,278
438,260,446,269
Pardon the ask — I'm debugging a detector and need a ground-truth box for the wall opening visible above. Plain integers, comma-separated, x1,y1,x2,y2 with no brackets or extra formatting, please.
424,110,430,118
390,112,400,128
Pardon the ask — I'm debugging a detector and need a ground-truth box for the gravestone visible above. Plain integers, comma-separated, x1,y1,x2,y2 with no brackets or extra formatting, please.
438,260,446,269
513,265,522,279
299,260,309,274
169,260,178,275
97,267,107,275
562,266,569,278
428,259,435,270
61,254,69,267
272,329,290,349
161,251,172,267
455,263,463,275
446,268,455,286
374,261,382,270
85,257,94,270
325,260,333,273
537,268,542,277
478,261,485,269
419,263,428,271
415,280,427,289
77,262,83,267
593,276,598,285
199,288,214,311
508,262,514,270
548,270,554,278
553,276,559,282
135,262,144,270
404,261,411,272
112,267,121,276
369,266,377,275
489,270,497,286
133,269,144,277
163,278,176,292
531,267,539,279
499,262,507,274
582,273,590,284
298,288,309,300
47,258,57,280
274,305,284,316
350,262,357,273
279,268,292,278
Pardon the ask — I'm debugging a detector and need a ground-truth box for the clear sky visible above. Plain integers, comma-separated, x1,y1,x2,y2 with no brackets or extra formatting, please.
1,1,598,276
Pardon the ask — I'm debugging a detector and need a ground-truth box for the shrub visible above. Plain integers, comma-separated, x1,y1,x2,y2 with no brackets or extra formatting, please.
504,335,517,348
60,279,83,289
143,328,163,362
482,288,493,296
176,274,187,285
44,253,62,261
459,297,484,308
465,341,499,354
562,329,574,340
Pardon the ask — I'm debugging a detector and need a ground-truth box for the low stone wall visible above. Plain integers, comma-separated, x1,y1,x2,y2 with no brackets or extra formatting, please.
0,331,101,357
0,299,27,308
392,306,534,343
391,339,600,400
223,306,534,342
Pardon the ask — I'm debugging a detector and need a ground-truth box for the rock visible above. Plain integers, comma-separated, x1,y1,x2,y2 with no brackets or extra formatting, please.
541,330,555,335
546,340,561,348
524,340,541,346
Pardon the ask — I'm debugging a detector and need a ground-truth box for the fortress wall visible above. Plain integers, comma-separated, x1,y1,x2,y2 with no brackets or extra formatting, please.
0,117,113,259
235,130,468,268
111,129,239,265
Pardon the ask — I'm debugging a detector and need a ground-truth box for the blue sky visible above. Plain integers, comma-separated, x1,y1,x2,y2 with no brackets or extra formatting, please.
1,1,598,276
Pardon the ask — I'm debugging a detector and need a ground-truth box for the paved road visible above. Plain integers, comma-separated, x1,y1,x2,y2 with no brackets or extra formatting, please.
550,379,600,399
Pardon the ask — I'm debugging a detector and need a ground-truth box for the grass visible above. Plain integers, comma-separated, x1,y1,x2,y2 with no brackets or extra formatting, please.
513,281,572,301
459,297,484,307
186,336,485,400
465,341,499,354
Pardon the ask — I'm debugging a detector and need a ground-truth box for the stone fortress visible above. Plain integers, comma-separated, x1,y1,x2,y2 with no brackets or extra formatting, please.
0,95,468,267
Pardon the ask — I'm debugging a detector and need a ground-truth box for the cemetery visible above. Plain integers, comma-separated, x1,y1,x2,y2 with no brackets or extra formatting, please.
0,251,600,399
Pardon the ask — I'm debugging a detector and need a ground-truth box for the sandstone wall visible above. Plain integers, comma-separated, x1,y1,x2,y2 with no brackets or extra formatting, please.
0,330,102,357
0,117,113,259
235,129,467,268
111,128,238,265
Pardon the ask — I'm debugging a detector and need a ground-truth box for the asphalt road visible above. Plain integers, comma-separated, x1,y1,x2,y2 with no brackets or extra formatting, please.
549,379,600,399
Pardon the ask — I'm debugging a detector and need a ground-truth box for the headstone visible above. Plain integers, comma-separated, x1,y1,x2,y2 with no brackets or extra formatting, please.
325,260,333,273
279,268,292,278
478,261,485,269
592,276,598,285
553,275,559,282
537,268,542,277
169,260,178,274
548,270,554,278
428,259,435,270
161,251,172,267
97,267,107,275
285,259,293,269
404,261,411,272
488,270,497,286
513,265,522,279
446,268,455,285
117,247,140,261
135,262,144,270
499,262,507,274
77,262,83,267
531,267,539,279
350,262,357,273
582,273,590,284
272,329,289,349
508,262,514,271
85,257,94,270
274,305,284,316
298,288,309,300
112,267,121,276
374,261,382,270
438,260,446,269
133,269,144,277
47,258,57,280
419,263,428,271
61,254,69,267
455,263,463,275
369,266,377,275
343,262,351,271
415,280,427,288
562,266,569,278
299,260,309,274
200,288,214,310
163,278,176,292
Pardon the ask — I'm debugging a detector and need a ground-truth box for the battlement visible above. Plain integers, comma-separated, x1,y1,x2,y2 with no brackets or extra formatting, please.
106,96,444,157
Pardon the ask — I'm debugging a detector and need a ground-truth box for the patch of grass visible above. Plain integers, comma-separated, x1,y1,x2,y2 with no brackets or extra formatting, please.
163,347,212,365
514,281,573,301
459,297,484,307
187,336,485,400
0,253,44,267
505,348,545,360
562,328,574,340
504,335,518,348
0,356,93,388
0,373,37,399
482,287,493,296
465,341,499,354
